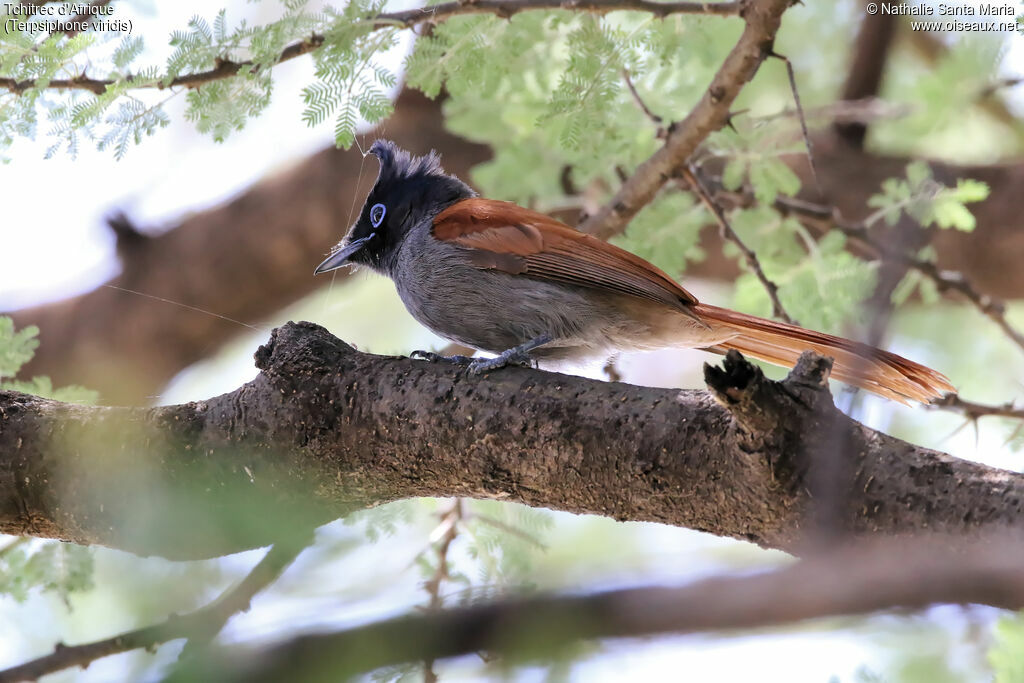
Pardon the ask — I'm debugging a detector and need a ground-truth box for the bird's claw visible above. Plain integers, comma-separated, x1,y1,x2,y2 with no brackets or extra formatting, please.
409,350,474,365
467,349,536,375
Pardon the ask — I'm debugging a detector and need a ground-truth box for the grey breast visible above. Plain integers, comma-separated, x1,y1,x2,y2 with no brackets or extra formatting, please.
389,224,616,356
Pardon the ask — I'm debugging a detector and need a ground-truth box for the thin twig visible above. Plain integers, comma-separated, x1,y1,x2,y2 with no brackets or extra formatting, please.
681,165,797,325
708,180,1024,421
622,68,665,136
811,211,1024,353
978,76,1024,99
929,394,1024,422
0,536,312,683
1,0,740,95
748,98,913,127
771,51,821,197
422,499,464,682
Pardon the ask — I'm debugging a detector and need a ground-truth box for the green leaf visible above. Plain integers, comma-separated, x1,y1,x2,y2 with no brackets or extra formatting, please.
112,36,145,71
931,198,976,231
749,157,800,204
905,159,932,188
867,163,987,231
722,159,746,191
989,614,1024,683
0,540,94,605
952,178,990,203
0,317,39,379
1,376,99,405
611,192,707,275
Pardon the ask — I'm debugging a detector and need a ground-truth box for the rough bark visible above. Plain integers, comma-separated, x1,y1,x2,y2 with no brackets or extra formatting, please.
0,321,1020,561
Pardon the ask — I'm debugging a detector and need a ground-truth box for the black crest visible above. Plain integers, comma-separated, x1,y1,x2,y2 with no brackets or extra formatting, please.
334,140,474,273
369,139,446,184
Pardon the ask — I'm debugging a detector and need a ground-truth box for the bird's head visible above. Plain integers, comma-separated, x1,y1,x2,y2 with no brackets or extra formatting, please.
314,140,474,275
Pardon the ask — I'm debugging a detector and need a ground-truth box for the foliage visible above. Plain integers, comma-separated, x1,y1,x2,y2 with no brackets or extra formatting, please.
990,613,1024,683
867,161,990,232
0,316,38,378
0,316,98,403
730,214,878,332
459,500,552,589
611,192,707,275
716,126,803,205
0,0,399,154
300,2,397,148
344,498,422,542
0,538,94,606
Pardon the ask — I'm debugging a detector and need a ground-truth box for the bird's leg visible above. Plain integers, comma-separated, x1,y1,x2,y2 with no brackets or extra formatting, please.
409,350,475,365
468,334,552,375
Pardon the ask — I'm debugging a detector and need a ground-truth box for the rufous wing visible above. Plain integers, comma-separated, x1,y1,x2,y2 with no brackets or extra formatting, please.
432,198,700,315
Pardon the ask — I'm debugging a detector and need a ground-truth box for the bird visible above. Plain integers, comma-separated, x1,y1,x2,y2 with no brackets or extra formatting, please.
314,140,955,404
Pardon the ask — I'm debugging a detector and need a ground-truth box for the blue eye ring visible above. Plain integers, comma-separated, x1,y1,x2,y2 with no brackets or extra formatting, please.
370,203,386,228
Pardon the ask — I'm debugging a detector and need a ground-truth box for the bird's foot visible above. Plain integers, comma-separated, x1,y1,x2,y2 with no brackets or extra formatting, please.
409,350,474,365
466,334,552,375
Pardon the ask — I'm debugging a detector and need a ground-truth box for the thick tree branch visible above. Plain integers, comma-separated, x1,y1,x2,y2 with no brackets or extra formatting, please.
579,0,792,239
1,322,1021,561
0,0,739,95
168,532,1024,682
834,4,897,148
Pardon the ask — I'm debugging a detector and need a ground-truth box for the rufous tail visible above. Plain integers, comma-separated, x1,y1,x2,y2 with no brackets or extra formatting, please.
693,303,955,404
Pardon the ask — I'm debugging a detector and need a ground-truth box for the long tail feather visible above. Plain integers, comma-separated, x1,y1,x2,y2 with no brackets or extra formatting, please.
693,304,955,404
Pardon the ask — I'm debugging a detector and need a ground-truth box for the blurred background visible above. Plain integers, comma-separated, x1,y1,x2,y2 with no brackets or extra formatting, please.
1,0,1024,680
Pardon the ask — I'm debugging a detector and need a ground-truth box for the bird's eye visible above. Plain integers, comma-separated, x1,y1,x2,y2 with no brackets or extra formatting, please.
370,203,386,228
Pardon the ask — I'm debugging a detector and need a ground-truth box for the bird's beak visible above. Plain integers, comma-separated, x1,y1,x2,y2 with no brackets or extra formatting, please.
314,235,373,274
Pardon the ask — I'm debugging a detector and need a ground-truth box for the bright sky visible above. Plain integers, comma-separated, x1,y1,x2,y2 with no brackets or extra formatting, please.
1,0,1023,680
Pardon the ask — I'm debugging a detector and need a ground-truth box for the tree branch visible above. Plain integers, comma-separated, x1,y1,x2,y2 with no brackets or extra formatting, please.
0,0,739,95
0,536,311,683
579,0,792,239
1,322,1022,561
929,394,1024,423
166,532,1024,682
833,3,897,148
